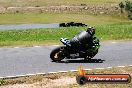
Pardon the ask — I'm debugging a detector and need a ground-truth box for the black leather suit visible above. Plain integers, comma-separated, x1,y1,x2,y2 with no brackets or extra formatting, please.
70,30,94,52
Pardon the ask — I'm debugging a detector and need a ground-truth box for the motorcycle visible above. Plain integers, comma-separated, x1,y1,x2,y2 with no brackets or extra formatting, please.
50,36,100,62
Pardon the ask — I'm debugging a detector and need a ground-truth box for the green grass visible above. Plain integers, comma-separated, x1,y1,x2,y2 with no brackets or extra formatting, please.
0,0,124,7
97,22,132,40
0,13,128,25
0,22,132,47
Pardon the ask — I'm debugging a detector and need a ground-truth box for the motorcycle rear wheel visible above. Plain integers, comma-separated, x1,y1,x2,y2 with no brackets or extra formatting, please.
50,46,65,62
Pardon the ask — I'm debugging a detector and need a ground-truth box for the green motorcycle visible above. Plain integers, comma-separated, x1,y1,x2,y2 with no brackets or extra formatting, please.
50,36,100,62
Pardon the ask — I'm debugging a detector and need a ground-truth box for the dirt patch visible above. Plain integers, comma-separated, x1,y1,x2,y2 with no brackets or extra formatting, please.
0,77,76,88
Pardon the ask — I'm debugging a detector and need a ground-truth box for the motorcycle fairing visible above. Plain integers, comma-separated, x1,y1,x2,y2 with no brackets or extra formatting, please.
60,38,71,46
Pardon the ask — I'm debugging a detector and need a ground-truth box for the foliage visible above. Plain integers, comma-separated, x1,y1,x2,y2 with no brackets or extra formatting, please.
119,2,125,13
119,0,132,19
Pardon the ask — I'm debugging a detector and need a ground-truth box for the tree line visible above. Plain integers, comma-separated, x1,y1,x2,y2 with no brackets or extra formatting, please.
119,0,132,20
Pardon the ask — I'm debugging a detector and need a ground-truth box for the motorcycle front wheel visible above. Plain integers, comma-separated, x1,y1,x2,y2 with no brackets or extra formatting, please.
50,46,65,62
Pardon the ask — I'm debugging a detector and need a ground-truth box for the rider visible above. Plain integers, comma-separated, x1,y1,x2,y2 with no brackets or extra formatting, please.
70,26,96,52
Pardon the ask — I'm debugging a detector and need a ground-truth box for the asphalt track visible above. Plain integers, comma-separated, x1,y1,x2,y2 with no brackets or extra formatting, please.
0,23,59,30
0,41,132,77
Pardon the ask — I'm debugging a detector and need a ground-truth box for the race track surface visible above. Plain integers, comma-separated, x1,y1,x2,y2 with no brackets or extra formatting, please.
0,23,59,30
0,41,132,77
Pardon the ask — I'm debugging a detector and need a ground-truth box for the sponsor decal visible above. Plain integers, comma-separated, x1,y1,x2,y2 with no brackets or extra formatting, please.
76,66,131,85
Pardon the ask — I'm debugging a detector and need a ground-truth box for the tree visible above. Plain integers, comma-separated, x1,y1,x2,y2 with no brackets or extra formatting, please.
119,2,125,13
119,0,132,20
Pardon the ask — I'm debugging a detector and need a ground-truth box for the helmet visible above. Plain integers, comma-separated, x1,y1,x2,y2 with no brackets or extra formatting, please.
86,26,95,35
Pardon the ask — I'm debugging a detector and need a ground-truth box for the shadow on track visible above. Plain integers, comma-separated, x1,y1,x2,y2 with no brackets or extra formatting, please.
57,59,105,63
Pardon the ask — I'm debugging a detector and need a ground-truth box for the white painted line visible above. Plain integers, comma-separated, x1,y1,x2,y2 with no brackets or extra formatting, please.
107,67,112,69
117,66,125,68
16,74,29,77
14,47,20,48
0,77,4,79
58,71,69,73
70,70,78,72
84,69,92,71
34,46,41,47
112,42,117,44
36,73,46,75
129,65,132,67
6,76,17,78
95,68,105,70
26,74,36,76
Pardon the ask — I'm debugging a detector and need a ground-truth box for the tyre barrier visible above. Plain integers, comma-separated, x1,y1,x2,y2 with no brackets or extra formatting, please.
59,22,87,27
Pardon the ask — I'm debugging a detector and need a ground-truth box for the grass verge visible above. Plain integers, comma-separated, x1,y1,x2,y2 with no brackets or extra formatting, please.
0,22,132,47
0,66,131,88
0,13,127,25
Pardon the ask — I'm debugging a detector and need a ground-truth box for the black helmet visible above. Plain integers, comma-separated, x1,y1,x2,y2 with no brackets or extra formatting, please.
86,26,95,35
